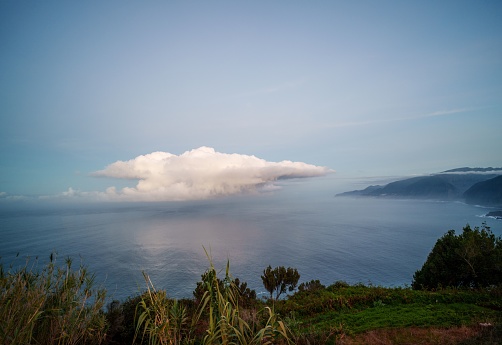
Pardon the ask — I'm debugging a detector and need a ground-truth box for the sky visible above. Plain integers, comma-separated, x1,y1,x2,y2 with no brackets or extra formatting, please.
1,1,501,201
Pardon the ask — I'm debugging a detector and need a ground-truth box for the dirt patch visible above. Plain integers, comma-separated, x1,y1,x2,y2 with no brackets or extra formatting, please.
337,324,500,345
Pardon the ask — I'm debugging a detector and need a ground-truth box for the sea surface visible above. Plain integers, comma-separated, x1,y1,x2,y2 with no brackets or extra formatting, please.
1,177,501,302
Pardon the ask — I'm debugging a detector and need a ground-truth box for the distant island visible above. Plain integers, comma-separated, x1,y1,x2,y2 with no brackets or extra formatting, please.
337,167,502,210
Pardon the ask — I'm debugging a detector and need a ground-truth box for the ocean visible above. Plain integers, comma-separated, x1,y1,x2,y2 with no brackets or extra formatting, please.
1,176,501,302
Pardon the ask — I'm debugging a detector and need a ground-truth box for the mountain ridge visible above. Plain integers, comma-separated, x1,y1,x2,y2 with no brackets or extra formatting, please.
337,168,502,207
463,175,502,206
441,167,502,173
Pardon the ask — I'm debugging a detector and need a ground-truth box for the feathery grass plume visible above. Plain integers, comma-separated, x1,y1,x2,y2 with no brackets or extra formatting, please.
0,253,107,345
199,247,292,345
0,257,46,345
134,272,194,345
32,255,107,345
134,248,291,345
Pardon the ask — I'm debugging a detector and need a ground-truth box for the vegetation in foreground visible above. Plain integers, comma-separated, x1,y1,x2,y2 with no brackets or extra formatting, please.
1,223,501,344
1,255,106,344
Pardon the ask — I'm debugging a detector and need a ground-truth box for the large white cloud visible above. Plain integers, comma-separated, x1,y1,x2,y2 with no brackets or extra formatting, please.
91,147,331,201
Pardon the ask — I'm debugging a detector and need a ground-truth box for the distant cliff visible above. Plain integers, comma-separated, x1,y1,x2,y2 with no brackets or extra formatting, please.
463,175,502,206
337,168,502,206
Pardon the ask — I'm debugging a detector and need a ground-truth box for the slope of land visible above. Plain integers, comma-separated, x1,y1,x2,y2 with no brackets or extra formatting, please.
464,175,502,206
277,284,501,345
337,168,502,207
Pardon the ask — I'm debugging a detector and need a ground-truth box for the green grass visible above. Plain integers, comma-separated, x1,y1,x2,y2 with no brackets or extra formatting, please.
306,303,498,334
275,283,502,342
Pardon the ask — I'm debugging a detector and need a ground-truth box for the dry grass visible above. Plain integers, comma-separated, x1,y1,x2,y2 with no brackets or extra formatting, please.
337,324,500,345
0,254,107,345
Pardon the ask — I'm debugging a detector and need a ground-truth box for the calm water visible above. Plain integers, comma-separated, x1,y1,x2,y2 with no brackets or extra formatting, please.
1,178,501,301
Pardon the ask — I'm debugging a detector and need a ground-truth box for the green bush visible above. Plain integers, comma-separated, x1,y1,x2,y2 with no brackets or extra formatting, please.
193,271,257,310
298,279,325,293
412,223,502,290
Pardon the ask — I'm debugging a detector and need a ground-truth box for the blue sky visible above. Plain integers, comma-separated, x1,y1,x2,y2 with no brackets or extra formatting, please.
1,1,501,199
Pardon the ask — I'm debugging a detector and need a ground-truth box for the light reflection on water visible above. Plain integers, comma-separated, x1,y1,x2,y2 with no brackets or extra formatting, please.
1,180,501,301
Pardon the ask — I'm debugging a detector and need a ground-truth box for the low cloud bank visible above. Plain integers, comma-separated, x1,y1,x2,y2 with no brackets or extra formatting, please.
91,146,331,201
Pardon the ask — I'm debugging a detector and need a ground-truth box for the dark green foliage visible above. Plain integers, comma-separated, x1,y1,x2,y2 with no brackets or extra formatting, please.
105,295,145,344
193,270,257,309
412,223,502,290
234,277,258,308
298,279,325,293
329,280,350,289
104,300,125,345
261,265,300,300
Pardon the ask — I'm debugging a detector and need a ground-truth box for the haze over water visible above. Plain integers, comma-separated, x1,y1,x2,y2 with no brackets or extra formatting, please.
2,177,500,302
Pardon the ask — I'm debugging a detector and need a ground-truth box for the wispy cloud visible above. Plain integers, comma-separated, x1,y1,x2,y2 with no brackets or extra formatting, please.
88,147,331,201
0,192,29,201
329,108,473,128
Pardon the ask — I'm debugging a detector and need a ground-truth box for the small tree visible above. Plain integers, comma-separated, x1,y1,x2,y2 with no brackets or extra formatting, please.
412,223,502,290
298,279,325,293
261,266,300,300
193,271,257,309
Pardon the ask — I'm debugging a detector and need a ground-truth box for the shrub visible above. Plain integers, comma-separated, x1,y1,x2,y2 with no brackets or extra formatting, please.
412,223,502,290
328,280,350,290
193,272,257,310
298,279,325,293
105,295,149,345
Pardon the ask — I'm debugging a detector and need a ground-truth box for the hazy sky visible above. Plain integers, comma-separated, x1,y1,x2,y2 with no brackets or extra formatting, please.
1,1,501,200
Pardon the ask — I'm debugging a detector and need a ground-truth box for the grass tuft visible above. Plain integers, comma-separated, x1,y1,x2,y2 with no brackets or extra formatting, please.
0,253,106,345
